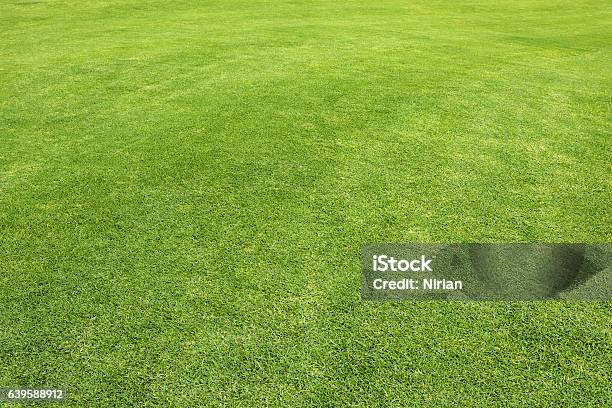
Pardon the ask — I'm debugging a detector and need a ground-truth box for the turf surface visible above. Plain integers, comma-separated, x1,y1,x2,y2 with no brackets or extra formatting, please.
1,0,611,406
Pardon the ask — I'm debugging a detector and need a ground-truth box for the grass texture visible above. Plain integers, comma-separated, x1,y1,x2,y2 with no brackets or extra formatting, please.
1,0,611,406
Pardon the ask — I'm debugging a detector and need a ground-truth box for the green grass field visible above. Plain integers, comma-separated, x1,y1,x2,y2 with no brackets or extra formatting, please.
1,0,611,406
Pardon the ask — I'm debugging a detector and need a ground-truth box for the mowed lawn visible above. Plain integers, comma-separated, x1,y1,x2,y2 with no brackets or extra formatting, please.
1,0,611,406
